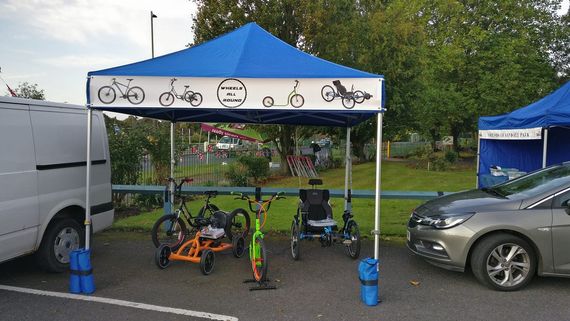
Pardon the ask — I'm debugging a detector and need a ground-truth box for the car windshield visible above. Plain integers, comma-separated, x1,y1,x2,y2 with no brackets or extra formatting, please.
219,137,231,143
489,164,570,198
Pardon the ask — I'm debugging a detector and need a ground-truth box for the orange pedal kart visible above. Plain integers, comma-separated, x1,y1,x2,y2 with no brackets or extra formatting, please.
155,211,249,275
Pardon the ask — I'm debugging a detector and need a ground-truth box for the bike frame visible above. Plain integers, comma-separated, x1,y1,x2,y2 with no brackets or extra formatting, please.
168,79,193,100
270,81,300,107
111,79,131,97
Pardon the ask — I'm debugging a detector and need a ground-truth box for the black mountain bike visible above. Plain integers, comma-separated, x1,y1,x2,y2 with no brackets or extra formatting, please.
159,78,203,107
98,78,145,105
151,178,223,251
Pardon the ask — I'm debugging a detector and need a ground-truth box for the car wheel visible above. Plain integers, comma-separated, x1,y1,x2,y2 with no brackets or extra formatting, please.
36,218,84,272
470,233,536,291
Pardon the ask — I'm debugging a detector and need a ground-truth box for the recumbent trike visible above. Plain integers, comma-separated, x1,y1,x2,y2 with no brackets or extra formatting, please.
290,179,361,260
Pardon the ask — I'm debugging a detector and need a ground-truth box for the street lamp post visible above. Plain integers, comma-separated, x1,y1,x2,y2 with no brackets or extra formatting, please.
151,11,158,58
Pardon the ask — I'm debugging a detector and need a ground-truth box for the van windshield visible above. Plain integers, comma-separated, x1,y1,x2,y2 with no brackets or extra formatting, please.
488,164,570,198
219,137,232,143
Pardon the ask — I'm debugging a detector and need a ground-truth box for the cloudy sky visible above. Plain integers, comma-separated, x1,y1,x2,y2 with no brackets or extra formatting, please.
0,0,196,105
0,0,568,107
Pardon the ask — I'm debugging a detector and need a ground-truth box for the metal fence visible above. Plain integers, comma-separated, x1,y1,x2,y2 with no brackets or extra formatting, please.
139,145,277,186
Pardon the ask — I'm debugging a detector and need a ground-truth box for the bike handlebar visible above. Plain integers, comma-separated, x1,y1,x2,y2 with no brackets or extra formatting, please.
231,191,285,213
294,80,299,90
166,177,194,191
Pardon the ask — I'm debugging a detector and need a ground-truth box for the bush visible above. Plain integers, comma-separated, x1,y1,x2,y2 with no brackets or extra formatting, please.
133,194,163,210
444,150,459,164
431,157,450,171
226,162,249,186
226,155,270,186
238,155,270,183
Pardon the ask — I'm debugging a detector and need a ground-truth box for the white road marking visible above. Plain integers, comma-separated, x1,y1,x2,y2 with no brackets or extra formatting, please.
0,284,238,321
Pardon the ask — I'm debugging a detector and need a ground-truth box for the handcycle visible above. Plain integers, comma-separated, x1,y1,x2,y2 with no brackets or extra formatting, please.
159,78,203,107
153,178,251,274
290,179,360,260
262,80,304,108
232,188,284,290
320,80,372,109
97,78,145,105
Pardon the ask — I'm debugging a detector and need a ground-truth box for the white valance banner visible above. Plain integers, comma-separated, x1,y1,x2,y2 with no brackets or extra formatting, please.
88,76,382,111
479,127,542,140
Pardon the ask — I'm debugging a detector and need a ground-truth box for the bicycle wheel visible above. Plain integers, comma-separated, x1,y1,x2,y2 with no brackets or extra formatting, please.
183,91,195,103
354,90,365,104
159,92,175,106
262,96,274,107
250,236,268,282
290,220,300,260
321,85,335,102
342,97,355,109
226,208,250,241
290,94,304,108
190,92,203,106
127,86,145,105
97,86,116,104
344,220,361,259
151,214,188,251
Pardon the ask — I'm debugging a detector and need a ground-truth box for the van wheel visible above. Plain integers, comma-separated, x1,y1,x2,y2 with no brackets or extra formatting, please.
37,218,84,272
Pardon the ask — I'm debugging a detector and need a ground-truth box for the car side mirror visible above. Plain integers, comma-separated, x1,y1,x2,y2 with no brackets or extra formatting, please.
562,200,570,215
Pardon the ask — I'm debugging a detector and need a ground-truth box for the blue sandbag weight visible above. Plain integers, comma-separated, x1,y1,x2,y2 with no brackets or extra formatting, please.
358,257,379,306
68,250,81,294
77,249,95,294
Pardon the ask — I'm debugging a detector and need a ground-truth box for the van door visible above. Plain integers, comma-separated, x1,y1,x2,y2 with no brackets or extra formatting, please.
0,102,40,262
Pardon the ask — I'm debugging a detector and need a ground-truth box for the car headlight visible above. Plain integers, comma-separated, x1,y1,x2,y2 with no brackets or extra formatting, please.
420,213,474,229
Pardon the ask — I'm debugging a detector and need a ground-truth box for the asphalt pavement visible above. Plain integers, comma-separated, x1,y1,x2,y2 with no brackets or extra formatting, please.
1,231,569,321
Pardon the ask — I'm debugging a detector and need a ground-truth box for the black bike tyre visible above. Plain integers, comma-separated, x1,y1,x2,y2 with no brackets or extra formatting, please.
151,214,188,251
252,236,268,282
290,220,300,260
262,96,274,107
155,244,171,269
226,208,251,241
127,86,145,105
159,92,175,106
321,85,335,102
344,220,361,259
183,91,195,103
190,93,203,106
342,97,355,109
98,86,116,104
200,249,215,275
290,94,304,108
354,90,365,104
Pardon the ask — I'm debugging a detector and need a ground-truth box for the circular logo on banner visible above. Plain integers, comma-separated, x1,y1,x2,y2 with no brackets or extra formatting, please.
217,78,247,108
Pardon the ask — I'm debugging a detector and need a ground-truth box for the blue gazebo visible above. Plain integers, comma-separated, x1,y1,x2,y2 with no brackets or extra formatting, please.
84,23,386,261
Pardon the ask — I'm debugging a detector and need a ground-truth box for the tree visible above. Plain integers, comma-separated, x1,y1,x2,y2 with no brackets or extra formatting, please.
14,82,45,100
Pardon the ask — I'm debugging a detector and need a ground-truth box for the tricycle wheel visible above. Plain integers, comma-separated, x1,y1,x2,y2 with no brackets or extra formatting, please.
232,235,246,258
200,249,215,275
226,208,251,241
290,220,300,260
155,244,171,269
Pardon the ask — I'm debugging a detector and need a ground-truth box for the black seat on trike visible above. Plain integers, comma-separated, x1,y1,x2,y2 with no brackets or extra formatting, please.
332,80,352,96
299,186,337,230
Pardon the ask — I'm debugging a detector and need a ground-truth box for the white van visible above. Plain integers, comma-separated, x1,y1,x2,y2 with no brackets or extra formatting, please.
215,136,243,150
0,96,114,272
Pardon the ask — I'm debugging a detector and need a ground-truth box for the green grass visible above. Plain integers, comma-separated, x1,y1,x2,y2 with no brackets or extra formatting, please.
113,160,476,237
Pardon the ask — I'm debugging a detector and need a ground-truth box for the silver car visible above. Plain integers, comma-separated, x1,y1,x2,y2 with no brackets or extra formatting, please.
407,163,570,291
